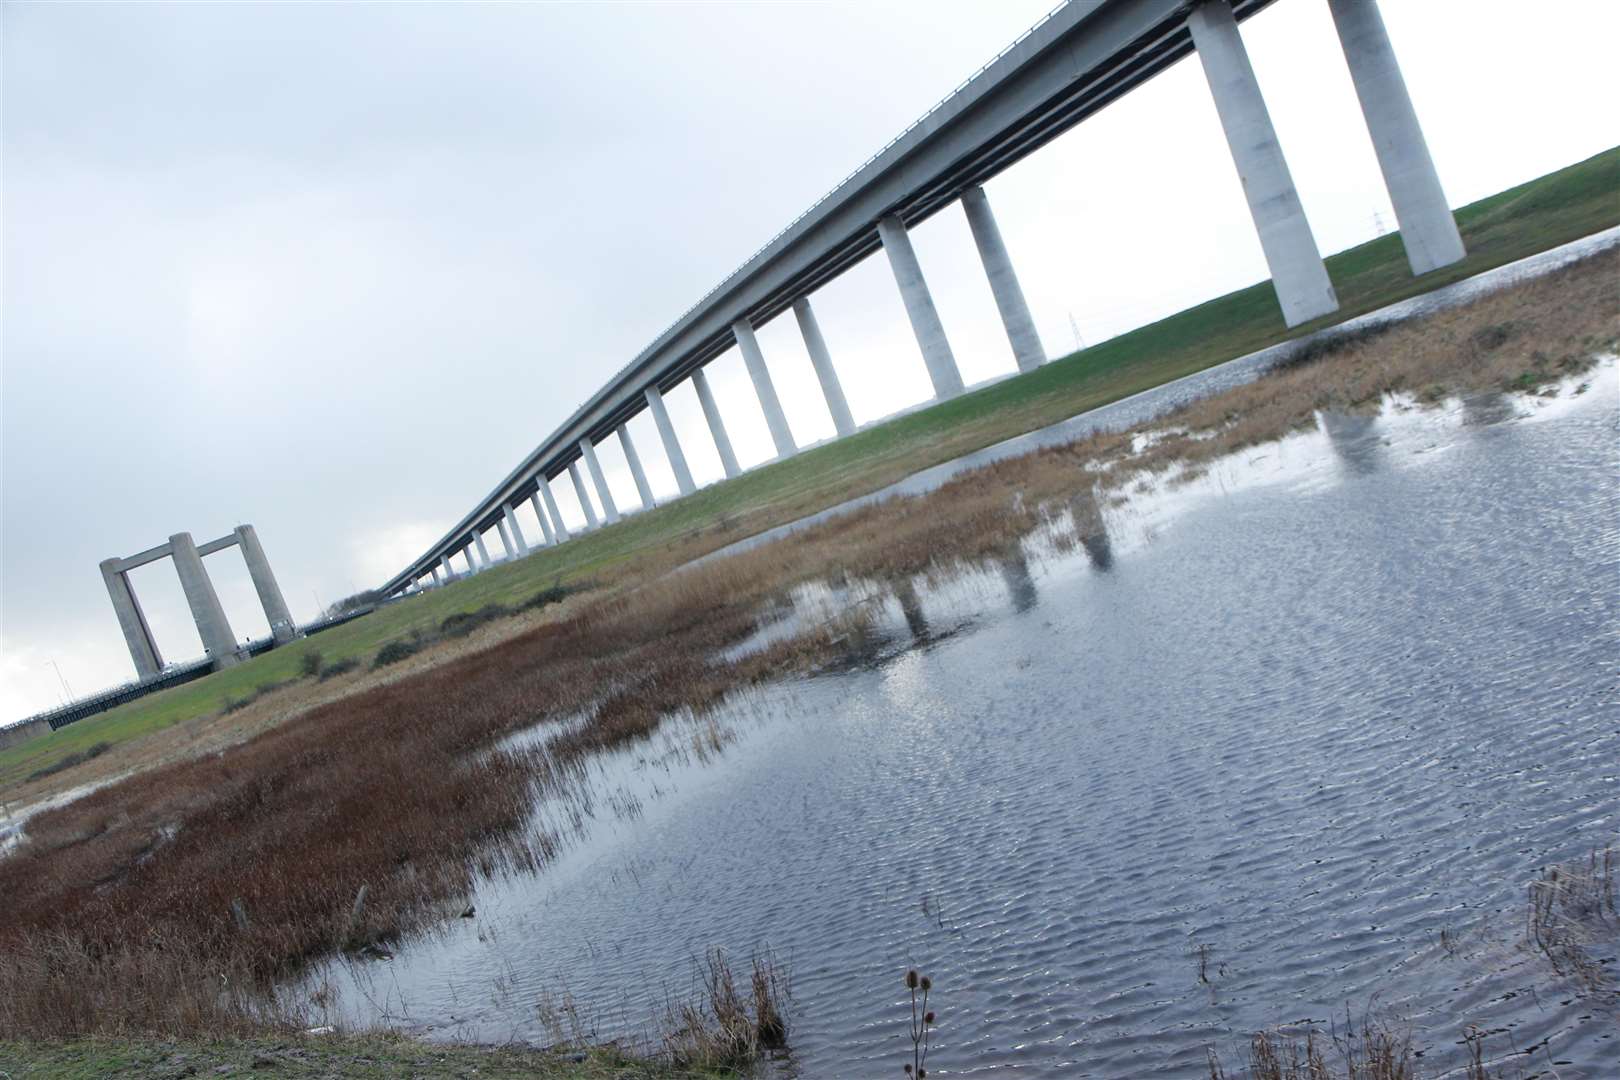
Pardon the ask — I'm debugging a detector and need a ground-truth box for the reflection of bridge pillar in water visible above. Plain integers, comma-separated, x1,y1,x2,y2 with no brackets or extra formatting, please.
1461,391,1517,429
1080,526,1113,572
1315,410,1385,476
894,580,930,643
996,548,1039,614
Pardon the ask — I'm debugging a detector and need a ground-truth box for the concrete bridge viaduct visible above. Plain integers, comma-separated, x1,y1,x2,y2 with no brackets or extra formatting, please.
381,0,1462,597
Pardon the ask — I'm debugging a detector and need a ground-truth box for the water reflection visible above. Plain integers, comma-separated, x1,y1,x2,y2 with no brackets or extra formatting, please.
995,547,1039,613
1080,525,1114,571
1461,390,1520,427
1315,409,1386,475
893,580,930,642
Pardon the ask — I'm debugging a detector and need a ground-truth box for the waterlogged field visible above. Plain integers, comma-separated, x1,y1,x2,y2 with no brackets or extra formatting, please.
322,363,1620,1077
3,148,1617,799
3,236,1617,1076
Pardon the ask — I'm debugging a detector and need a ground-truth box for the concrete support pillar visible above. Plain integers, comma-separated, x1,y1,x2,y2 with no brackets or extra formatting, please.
731,318,797,460
234,524,298,644
643,386,696,496
528,492,556,546
618,426,655,510
503,504,529,556
961,185,1046,372
473,530,491,567
433,565,446,586
100,558,164,679
1326,0,1464,276
440,554,454,580
568,461,600,529
578,438,621,524
539,475,573,542
1188,0,1338,328
691,368,741,479
877,213,965,400
462,545,478,574
168,532,243,670
791,298,855,438
496,516,517,560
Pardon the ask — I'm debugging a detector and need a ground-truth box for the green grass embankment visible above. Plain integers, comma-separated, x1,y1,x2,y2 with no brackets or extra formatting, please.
4,146,1616,793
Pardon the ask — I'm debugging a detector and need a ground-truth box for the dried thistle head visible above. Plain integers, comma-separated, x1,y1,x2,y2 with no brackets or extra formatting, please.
920,976,932,992
905,970,919,990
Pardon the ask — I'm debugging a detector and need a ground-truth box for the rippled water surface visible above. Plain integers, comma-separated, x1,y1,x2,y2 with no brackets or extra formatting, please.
330,369,1618,1077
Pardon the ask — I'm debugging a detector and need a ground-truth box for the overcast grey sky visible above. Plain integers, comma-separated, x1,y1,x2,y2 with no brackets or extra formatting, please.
3,0,1616,723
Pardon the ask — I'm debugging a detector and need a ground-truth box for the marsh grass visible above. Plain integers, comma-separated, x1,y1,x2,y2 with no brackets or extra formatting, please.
1,249,1615,1042
1206,1012,1525,1080
1211,1023,1535,1080
25,742,110,783
316,657,361,681
1527,844,1616,991
222,679,298,714
1207,1020,1415,1080
659,949,790,1068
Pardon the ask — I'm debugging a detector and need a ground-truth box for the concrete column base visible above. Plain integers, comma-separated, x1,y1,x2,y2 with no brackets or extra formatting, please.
568,461,601,529
792,297,856,437
962,185,1046,372
691,369,741,478
1327,0,1464,276
100,558,164,679
878,214,966,399
539,475,573,542
618,426,656,510
169,532,243,671
579,438,621,524
1189,0,1338,328
235,524,299,643
644,386,696,496
732,318,797,460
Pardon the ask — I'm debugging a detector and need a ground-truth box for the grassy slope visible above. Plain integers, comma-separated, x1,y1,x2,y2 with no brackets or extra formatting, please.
3,146,1616,793
0,1035,720,1079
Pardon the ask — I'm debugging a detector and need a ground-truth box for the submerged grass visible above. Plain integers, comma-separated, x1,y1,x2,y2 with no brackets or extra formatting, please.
1527,844,1617,992
4,147,1617,800
1207,1016,1533,1080
0,216,1616,1046
1206,843,1620,1080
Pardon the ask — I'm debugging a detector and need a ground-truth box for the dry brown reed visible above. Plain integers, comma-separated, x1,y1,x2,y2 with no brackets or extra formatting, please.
659,948,789,1068
1206,1003,1545,1080
2,249,1615,1042
1207,1014,1418,1080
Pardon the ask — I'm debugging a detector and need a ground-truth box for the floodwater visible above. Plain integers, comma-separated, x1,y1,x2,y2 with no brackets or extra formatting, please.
323,353,1619,1076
